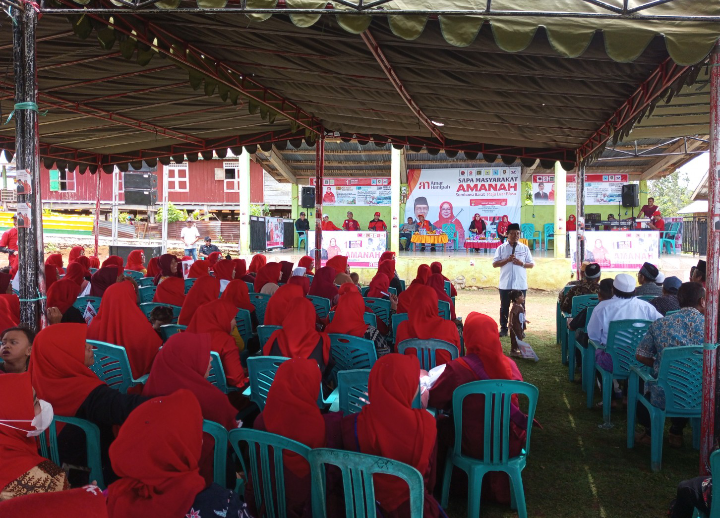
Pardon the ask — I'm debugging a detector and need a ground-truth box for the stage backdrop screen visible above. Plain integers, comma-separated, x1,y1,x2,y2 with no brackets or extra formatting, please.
406,167,522,247
307,231,387,268
569,230,659,271
265,217,285,249
310,177,391,206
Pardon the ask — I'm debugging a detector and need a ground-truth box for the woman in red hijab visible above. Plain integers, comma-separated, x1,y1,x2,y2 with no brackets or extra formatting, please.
378,257,404,295
427,273,456,320
367,272,389,298
298,255,314,275
213,260,236,294
46,278,85,324
89,266,120,297
497,215,510,243
428,312,527,506
75,255,91,271
566,214,576,232
308,266,338,305
221,279,259,331
154,254,180,285
64,262,90,296
326,288,390,357
186,299,246,387
0,290,20,335
152,276,186,307
101,256,124,275
124,250,145,274
145,256,160,278
45,253,65,275
232,258,247,279
248,254,267,275
430,261,457,297
44,264,58,291
264,298,331,379
87,281,162,377
396,285,460,365
263,284,305,326
68,246,84,264
0,373,68,500
397,264,431,314
143,333,239,484
178,276,220,326
207,251,222,269
88,256,100,269
340,354,440,517
108,390,243,518
253,262,282,293
326,255,348,278
379,251,395,263
287,274,310,296
279,261,294,284
188,260,211,279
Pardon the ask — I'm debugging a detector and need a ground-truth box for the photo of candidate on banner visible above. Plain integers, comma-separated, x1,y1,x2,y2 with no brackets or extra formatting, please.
405,167,522,247
569,230,659,271
265,217,285,249
531,174,577,205
308,231,387,268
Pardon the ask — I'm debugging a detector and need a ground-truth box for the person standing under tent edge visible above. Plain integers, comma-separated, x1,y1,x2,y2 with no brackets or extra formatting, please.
493,223,534,337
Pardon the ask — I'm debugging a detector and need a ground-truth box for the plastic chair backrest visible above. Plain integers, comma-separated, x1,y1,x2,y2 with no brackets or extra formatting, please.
124,270,144,280
452,380,539,466
89,268,98,274
137,277,154,288
309,448,425,518
258,325,281,351
392,313,409,338
307,275,314,285
521,223,535,241
328,312,377,328
40,416,105,489
438,300,451,320
656,345,703,416
709,449,720,518
207,351,234,394
245,281,255,293
388,286,397,296
442,223,458,241
570,294,598,318
202,419,228,488
666,309,680,316
247,356,289,410
397,338,459,370
87,340,147,392
73,296,101,313
249,293,272,324
638,295,655,302
159,324,186,341
544,223,554,241
363,297,391,326
360,286,370,296
229,428,311,518
139,302,182,323
605,319,653,376
444,280,452,297
337,369,371,415
400,279,406,291
184,278,197,294
138,285,156,303
235,308,253,346
307,295,331,319
329,334,378,384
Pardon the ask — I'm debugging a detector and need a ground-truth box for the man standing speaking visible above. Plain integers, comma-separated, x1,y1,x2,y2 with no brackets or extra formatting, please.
493,222,535,337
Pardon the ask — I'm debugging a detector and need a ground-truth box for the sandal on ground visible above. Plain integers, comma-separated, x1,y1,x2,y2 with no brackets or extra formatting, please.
510,351,522,358
634,430,652,446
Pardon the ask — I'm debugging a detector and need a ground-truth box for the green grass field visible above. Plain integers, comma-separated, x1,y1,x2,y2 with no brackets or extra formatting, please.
442,289,698,517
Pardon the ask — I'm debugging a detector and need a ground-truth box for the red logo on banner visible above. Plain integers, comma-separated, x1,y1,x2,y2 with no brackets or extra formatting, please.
471,199,508,206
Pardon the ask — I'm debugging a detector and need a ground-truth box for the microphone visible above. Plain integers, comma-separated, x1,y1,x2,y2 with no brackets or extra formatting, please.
511,242,517,256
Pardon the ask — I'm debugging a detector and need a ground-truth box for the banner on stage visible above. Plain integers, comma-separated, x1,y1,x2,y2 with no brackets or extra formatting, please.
406,167,522,247
569,230,659,271
307,231,387,268
584,174,629,205
531,174,576,205
265,217,285,249
310,177,391,207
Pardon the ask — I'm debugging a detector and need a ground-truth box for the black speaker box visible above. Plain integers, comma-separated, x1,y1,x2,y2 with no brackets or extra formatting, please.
621,184,639,208
124,172,157,190
301,186,316,209
124,190,157,206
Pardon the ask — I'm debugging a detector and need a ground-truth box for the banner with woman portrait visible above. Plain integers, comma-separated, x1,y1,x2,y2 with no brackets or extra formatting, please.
405,167,522,246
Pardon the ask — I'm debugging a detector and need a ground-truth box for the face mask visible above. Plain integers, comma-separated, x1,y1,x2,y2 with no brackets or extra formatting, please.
0,399,54,437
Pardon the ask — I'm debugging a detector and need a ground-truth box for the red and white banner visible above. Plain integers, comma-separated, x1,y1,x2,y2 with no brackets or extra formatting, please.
584,174,629,205
310,177,391,206
531,174,576,205
569,230,659,271
307,230,387,268
265,217,284,249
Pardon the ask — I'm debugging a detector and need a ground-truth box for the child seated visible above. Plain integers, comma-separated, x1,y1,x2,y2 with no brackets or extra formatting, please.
149,305,174,335
508,290,527,358
349,272,361,288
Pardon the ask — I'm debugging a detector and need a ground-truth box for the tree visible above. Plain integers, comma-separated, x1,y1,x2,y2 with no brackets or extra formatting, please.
156,202,188,223
647,171,692,217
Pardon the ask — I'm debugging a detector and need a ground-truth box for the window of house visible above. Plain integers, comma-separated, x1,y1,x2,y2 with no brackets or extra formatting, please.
166,163,189,192
59,169,76,192
224,161,240,192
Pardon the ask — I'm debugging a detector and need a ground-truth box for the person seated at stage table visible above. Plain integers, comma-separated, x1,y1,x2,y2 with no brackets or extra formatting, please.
603,214,616,231
636,262,663,297
369,211,388,232
648,211,665,232
399,217,417,251
649,275,682,316
469,213,486,238
46,279,85,325
639,196,659,218
343,211,361,231
397,264,432,314
416,214,437,252
429,312,529,507
561,263,601,314
497,215,510,243
124,250,146,274
178,276,221,326
321,215,342,231
326,285,391,357
0,326,33,373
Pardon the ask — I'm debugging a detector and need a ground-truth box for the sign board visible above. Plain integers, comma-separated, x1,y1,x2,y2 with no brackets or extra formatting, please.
310,177,391,206
15,169,31,195
569,230,659,271
531,174,576,205
307,230,387,268
584,174,629,205
265,217,285,249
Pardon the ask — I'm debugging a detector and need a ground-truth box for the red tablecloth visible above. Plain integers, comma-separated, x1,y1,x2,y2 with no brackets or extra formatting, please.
464,240,501,250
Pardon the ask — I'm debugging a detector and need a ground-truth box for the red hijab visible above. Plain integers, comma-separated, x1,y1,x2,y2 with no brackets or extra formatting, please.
89,266,119,297
287,275,310,296
153,277,186,307
108,390,205,518
262,358,325,477
125,250,145,272
178,276,220,326
325,289,368,337
326,255,348,277
396,285,460,348
379,251,395,263
0,272,10,294
0,294,20,334
367,273,389,298
0,487,108,517
86,281,162,378
0,373,47,490
65,262,89,287
75,255,91,272
378,259,395,281
307,266,338,301
29,324,104,417
248,254,267,274
186,299,237,337
213,260,235,281
47,278,81,314
264,284,305,326
427,273,456,320
188,260,211,279
146,257,160,278
102,255,125,274
431,261,457,297
221,280,256,313
497,215,510,235
464,312,513,379
45,253,65,274
143,333,237,430
254,262,282,293
279,261,294,284
232,259,247,278
356,354,436,511
397,265,431,313
68,246,84,263
207,252,222,268
154,254,179,285
45,264,59,291
88,256,101,269
264,298,330,364
298,255,314,275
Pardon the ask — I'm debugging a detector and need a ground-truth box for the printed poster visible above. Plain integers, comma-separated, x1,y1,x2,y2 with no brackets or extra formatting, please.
569,230,659,271
15,169,31,195
16,203,31,228
531,174,577,205
307,231,387,268
181,259,194,279
265,217,285,249
584,174,629,205
311,177,391,207
405,167,522,247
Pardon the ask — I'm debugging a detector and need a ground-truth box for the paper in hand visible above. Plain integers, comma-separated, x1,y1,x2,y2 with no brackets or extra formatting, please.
516,339,539,362
83,302,97,325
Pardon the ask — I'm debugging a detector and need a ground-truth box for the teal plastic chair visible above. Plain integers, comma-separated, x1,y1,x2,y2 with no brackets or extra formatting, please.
587,319,653,424
184,278,197,294
310,448,425,518
392,313,409,341
138,285,156,303
444,280,452,297
388,286,397,296
245,281,255,293
296,231,307,250
124,269,144,280
627,345,703,472
87,340,149,392
307,295,331,319
543,223,554,251
73,295,101,313
638,295,656,302
307,275,314,285
249,293,272,324
400,279,406,291
360,286,370,296
440,380,539,518
139,302,182,323
438,300,451,320
442,223,459,251
660,222,680,254
247,356,289,410
207,351,239,394
397,338,459,370
667,309,681,316
328,333,377,384
235,308,253,346
328,311,377,328
695,449,720,518
258,325,281,351
229,428,311,515
137,277,154,288
337,369,371,415
159,324,186,341
520,223,540,250
561,294,598,366
89,268,98,274
568,305,596,391
363,297,391,326
202,419,229,488
39,416,105,489
556,285,572,345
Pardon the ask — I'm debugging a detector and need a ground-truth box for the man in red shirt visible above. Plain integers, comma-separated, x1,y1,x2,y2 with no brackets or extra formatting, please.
639,197,659,218
343,211,360,231
416,214,436,252
321,215,341,231
0,215,18,272
648,211,665,232
368,212,387,231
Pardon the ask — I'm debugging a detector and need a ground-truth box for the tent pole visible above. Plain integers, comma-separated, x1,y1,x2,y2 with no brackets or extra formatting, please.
314,134,324,269
13,4,45,330
94,167,101,257
700,41,720,475
575,163,585,277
